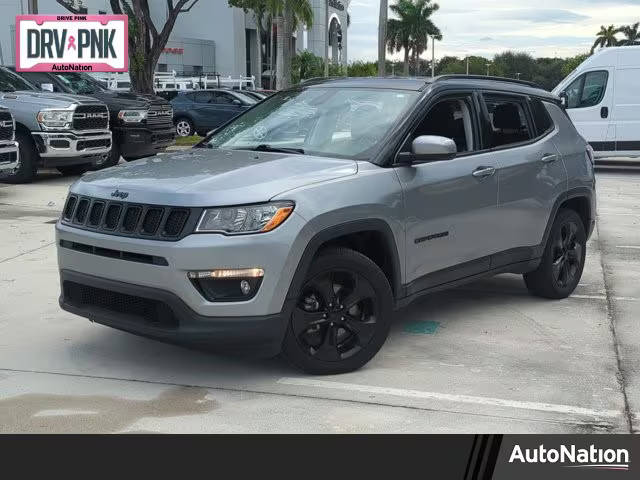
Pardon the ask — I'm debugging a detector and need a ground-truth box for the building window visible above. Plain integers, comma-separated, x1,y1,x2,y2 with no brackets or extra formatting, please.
246,29,252,77
157,63,168,73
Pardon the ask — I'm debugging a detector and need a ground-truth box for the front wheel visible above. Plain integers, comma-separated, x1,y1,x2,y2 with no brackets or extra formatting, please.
175,117,194,137
524,209,586,299
282,248,394,375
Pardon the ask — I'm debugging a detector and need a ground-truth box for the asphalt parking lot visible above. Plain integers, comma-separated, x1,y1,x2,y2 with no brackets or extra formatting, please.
0,163,638,433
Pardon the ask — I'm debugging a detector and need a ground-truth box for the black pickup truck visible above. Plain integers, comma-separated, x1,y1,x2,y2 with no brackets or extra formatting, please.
10,70,175,169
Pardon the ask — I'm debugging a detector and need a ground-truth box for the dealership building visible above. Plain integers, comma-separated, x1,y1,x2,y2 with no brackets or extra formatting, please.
3,0,350,87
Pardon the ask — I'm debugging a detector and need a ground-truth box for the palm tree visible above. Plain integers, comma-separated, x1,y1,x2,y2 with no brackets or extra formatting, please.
591,25,622,53
408,0,441,75
378,0,388,76
621,22,640,46
275,0,313,90
387,0,441,76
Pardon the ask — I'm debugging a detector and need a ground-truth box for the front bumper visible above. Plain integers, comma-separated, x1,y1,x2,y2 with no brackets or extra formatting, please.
32,130,112,163
0,141,19,176
59,270,292,356
115,126,175,159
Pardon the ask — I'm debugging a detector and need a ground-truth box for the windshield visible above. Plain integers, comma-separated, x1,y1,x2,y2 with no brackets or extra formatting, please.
56,72,107,94
233,91,258,104
0,68,36,92
206,87,418,160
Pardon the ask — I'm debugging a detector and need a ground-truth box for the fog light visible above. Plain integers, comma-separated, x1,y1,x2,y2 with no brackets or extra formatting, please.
188,268,264,302
187,268,264,279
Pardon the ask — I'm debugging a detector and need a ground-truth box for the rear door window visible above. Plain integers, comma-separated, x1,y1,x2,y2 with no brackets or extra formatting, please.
483,95,533,148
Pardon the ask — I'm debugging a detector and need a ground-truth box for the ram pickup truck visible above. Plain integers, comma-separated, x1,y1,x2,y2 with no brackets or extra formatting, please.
0,106,18,179
0,66,112,183
11,70,175,169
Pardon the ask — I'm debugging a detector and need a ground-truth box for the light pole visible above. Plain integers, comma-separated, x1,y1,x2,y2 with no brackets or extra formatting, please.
324,1,329,77
516,72,521,80
486,61,491,76
466,56,469,75
431,35,435,78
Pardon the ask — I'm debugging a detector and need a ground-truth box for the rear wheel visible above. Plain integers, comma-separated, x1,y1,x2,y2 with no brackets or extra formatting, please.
175,117,194,137
3,131,37,184
524,209,586,299
282,248,394,375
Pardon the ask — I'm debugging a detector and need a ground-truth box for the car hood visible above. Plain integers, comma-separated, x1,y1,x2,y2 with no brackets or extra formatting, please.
90,91,167,110
71,149,358,206
2,90,101,108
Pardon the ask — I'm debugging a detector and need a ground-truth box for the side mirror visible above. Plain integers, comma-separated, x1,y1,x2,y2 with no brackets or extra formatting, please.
232,99,242,106
398,135,457,164
41,83,54,92
559,91,569,108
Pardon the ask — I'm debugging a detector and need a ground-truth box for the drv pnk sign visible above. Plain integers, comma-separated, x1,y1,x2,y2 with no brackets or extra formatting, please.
16,15,128,72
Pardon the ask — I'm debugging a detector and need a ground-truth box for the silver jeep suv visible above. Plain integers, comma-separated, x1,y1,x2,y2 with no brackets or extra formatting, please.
56,76,596,374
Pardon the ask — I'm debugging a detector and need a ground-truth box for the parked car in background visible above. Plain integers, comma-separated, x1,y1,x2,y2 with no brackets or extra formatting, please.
171,89,257,137
0,106,18,179
554,46,640,159
56,76,595,374
10,69,175,169
239,90,268,101
0,66,112,183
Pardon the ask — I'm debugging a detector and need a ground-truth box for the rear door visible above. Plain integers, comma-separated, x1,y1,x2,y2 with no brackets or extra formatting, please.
479,93,567,261
564,69,614,152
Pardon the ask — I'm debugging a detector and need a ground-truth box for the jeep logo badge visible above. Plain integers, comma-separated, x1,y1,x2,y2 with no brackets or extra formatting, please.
111,190,129,199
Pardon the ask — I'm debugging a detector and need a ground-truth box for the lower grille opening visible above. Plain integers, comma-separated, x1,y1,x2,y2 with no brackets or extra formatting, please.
60,240,169,266
63,281,178,329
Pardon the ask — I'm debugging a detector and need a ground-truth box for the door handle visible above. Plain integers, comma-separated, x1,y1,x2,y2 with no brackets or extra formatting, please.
541,154,558,164
472,166,496,178
601,107,609,119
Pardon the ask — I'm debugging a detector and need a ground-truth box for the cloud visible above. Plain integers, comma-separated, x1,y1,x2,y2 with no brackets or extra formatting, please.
498,8,590,23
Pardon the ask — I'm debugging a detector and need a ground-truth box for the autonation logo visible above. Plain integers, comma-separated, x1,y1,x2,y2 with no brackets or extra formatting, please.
509,444,630,471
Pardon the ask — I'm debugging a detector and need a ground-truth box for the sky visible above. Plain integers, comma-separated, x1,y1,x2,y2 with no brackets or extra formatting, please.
347,0,640,61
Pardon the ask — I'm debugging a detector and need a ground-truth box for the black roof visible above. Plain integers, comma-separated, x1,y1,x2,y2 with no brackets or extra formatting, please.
302,75,557,100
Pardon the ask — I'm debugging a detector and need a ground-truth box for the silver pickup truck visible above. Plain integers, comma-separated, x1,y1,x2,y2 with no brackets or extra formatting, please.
0,106,18,179
0,66,112,183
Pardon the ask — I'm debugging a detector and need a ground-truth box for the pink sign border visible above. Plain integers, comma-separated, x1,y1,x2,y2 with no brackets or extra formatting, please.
15,14,129,73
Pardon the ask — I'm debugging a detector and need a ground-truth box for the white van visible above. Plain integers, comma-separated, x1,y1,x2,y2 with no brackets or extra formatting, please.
553,46,640,159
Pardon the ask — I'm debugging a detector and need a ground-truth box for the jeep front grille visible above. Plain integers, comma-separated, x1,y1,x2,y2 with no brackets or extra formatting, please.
61,195,201,241
73,105,109,131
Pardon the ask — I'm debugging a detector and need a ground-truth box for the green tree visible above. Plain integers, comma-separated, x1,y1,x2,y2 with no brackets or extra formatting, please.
561,53,590,78
291,51,324,84
275,0,313,90
492,51,537,80
620,22,640,46
591,25,622,53
387,0,441,76
348,61,378,77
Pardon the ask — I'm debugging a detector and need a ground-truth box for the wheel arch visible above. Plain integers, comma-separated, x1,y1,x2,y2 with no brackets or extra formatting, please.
542,187,595,249
286,219,403,303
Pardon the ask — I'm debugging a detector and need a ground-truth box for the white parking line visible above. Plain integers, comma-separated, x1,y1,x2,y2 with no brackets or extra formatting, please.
616,246,640,250
277,378,621,418
573,294,639,302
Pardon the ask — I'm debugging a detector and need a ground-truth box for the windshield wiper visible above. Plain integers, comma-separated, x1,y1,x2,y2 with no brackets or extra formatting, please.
250,144,305,155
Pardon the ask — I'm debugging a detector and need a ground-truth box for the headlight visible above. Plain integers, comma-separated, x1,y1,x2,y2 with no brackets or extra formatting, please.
37,110,74,128
118,109,147,123
196,202,294,234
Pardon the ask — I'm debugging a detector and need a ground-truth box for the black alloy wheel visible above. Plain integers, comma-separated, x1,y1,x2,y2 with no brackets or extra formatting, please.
293,269,378,362
282,248,393,375
524,209,586,299
551,221,583,289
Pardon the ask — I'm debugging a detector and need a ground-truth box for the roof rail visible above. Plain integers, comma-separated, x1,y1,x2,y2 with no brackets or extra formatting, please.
434,74,544,90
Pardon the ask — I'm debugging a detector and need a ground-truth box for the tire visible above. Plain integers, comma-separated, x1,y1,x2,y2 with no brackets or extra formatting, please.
90,143,120,170
3,131,37,184
56,164,90,176
282,247,394,375
175,117,194,137
524,209,587,299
